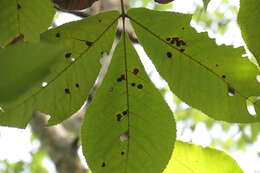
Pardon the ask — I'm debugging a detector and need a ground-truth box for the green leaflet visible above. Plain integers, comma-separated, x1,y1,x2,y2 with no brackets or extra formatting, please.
163,141,243,173
0,11,119,128
0,0,55,46
81,35,176,173
0,41,65,103
128,8,260,123
238,0,260,65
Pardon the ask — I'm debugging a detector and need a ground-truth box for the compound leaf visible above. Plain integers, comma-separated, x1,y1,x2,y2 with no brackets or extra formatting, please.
81,35,176,173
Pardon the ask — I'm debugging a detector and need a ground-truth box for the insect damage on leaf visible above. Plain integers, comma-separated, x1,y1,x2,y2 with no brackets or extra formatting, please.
137,84,144,89
65,53,72,58
55,33,61,38
116,113,123,121
227,85,236,96
120,131,129,142
132,68,139,75
85,41,93,47
17,3,21,9
117,74,126,82
101,162,106,167
64,88,71,94
167,52,172,58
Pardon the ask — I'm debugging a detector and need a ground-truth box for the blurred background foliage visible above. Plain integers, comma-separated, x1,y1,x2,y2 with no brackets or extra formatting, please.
1,0,259,172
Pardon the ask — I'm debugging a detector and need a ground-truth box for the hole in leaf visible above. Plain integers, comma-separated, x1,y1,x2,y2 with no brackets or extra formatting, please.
64,88,71,94
247,104,256,116
65,53,72,58
256,75,260,83
69,58,75,63
131,83,136,87
166,52,172,58
246,97,258,116
137,84,143,89
17,3,21,9
101,162,106,167
116,113,122,121
132,68,139,75
41,82,48,88
227,85,235,96
85,41,93,47
55,33,60,38
0,106,4,112
120,132,129,142
222,75,226,79
75,83,80,88
121,151,125,156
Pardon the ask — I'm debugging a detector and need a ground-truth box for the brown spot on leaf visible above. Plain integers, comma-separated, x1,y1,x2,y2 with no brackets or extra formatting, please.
167,52,172,58
121,151,125,155
108,87,113,92
101,162,106,167
122,110,128,115
222,75,226,79
179,48,185,52
132,68,139,75
75,83,80,88
131,83,136,87
64,88,70,94
179,40,186,46
17,3,21,9
117,74,126,82
85,41,93,47
166,37,171,41
65,53,72,58
227,85,235,96
56,33,60,38
116,113,122,121
137,84,143,89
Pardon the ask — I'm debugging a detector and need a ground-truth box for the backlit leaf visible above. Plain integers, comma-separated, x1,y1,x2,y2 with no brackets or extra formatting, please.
81,35,176,173
163,141,243,173
0,0,55,46
0,11,119,128
238,0,260,65
128,8,260,123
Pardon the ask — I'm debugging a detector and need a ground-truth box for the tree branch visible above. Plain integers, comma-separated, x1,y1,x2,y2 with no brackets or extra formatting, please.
30,111,87,173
